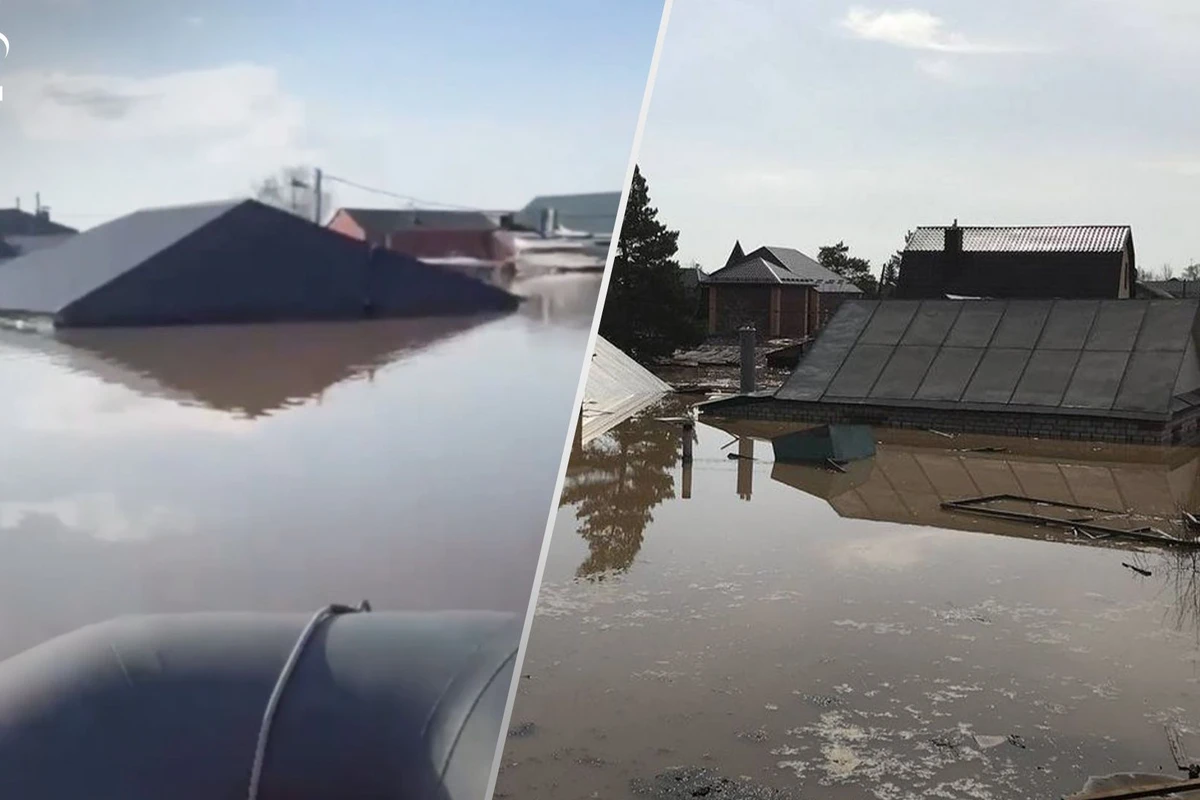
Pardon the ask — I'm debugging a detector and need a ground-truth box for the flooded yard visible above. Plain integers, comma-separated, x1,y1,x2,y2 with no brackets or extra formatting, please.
0,274,599,660
498,400,1200,800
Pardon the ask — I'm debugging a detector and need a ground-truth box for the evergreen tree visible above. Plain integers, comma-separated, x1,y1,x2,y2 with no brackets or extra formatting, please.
600,166,705,362
819,240,878,296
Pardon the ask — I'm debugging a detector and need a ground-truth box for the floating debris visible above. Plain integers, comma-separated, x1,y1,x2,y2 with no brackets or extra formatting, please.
1122,562,1153,577
508,721,538,739
1065,772,1200,799
630,766,798,800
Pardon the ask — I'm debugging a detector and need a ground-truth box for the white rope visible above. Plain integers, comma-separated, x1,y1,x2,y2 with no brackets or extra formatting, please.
246,600,373,800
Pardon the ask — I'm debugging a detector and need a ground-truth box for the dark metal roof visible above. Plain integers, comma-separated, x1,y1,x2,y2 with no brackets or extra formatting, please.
775,298,1200,421
905,226,1132,254
706,256,807,285
336,208,498,236
0,209,78,237
0,200,238,314
705,245,862,292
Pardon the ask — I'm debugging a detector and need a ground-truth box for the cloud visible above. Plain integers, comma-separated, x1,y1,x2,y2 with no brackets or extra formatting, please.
185,15,204,27
6,64,313,165
841,7,1036,54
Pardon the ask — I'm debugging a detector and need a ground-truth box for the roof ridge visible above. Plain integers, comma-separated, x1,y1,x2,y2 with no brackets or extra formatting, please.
913,224,1132,229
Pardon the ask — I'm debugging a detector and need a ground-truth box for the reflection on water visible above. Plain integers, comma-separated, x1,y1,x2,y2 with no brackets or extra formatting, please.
499,402,1200,800
0,274,600,660
562,415,681,579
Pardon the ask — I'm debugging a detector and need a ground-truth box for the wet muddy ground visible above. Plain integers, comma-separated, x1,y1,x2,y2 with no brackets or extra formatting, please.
0,274,599,660
498,402,1200,799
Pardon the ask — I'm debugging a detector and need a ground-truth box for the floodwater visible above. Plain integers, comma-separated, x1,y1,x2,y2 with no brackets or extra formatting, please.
0,273,598,660
498,401,1200,800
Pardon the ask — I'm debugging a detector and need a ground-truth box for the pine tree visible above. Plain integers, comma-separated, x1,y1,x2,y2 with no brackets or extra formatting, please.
600,166,704,361
818,241,878,296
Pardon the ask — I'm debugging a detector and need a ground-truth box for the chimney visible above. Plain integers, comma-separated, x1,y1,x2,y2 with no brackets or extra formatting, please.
539,207,557,237
944,219,963,255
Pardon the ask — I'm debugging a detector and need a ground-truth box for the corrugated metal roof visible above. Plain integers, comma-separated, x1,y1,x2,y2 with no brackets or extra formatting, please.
776,298,1200,420
905,226,1131,253
581,336,672,443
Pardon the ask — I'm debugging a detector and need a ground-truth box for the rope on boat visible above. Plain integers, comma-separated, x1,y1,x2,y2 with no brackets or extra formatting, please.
247,600,373,800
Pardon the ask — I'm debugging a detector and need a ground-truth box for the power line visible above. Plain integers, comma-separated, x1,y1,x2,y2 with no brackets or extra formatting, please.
320,173,502,213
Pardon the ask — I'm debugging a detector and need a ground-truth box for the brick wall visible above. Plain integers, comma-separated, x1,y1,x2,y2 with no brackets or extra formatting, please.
778,286,812,337
703,398,1200,447
712,285,771,335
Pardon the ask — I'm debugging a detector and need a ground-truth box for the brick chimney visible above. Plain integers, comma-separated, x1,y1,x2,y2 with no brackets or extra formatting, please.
944,219,963,255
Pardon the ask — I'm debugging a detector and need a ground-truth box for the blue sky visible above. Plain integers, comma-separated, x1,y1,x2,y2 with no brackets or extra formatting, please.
637,0,1200,276
0,0,664,230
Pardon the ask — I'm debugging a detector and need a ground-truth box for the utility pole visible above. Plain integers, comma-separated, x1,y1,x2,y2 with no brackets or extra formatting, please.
313,167,323,225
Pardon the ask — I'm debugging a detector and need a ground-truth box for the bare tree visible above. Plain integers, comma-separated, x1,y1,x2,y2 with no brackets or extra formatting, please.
252,166,334,223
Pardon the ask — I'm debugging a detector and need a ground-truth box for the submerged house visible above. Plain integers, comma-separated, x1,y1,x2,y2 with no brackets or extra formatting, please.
700,243,861,338
703,298,1200,446
0,199,519,328
896,223,1136,299
325,207,517,272
512,192,621,237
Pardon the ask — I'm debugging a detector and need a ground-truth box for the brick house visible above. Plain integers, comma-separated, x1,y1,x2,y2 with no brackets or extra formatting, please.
700,242,862,338
326,207,518,267
896,222,1136,299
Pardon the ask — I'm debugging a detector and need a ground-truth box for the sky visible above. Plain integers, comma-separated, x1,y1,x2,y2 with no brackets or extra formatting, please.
0,0,664,231
637,0,1200,276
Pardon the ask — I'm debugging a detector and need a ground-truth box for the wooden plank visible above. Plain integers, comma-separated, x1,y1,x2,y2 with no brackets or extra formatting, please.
1063,777,1200,800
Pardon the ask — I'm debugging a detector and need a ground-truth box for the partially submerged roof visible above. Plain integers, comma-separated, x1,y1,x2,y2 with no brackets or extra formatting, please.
332,208,498,237
704,246,861,293
581,336,672,444
776,298,1200,421
0,199,519,327
905,225,1132,254
514,192,620,236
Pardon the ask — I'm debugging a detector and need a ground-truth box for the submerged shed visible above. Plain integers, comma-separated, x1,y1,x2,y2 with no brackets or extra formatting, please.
704,298,1200,446
0,199,519,328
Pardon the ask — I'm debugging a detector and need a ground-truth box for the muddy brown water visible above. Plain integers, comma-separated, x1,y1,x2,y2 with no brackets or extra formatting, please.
498,400,1200,800
0,274,599,660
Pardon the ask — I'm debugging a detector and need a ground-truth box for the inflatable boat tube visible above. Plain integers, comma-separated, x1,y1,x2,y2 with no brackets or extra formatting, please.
0,609,519,800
